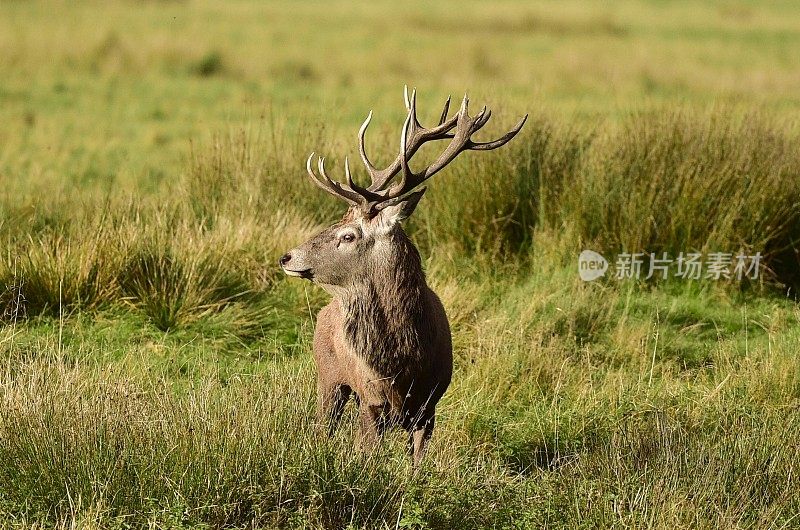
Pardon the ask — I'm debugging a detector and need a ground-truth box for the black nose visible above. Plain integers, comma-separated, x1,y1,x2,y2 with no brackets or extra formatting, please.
279,253,292,267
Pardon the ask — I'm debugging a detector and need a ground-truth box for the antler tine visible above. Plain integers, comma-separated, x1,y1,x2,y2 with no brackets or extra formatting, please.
306,152,327,190
317,156,330,183
357,111,379,180
475,107,492,129
438,96,451,126
467,114,528,151
344,155,373,197
344,156,355,188
407,86,425,131
407,86,422,129
394,100,415,194
457,95,467,122
474,106,489,128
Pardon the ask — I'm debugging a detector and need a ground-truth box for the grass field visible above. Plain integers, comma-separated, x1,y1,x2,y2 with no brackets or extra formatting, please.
2,1,800,528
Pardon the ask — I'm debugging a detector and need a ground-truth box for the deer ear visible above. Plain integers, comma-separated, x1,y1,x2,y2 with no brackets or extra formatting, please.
373,188,426,233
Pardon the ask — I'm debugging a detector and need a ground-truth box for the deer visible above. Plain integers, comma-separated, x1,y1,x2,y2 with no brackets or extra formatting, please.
279,87,526,465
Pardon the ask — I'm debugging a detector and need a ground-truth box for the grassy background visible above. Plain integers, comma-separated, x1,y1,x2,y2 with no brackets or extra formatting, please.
1,1,800,528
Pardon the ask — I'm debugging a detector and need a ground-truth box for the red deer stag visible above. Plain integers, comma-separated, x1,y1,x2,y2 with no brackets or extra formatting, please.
280,87,526,464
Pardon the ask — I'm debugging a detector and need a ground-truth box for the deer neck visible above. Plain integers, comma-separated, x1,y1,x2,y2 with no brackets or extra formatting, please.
339,230,427,374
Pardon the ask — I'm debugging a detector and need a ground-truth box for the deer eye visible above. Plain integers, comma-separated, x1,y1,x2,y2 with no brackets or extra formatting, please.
339,233,356,243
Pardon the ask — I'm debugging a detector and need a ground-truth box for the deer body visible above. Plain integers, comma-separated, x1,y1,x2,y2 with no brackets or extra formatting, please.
313,228,452,460
281,88,525,463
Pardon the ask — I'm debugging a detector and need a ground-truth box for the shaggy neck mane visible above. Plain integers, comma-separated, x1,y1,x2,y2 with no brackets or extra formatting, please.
339,229,426,377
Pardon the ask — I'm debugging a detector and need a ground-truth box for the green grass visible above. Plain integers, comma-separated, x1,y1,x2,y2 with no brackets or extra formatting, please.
1,0,800,528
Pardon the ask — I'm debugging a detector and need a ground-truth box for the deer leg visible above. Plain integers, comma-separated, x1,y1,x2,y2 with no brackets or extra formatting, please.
317,382,351,436
409,415,435,467
357,403,385,451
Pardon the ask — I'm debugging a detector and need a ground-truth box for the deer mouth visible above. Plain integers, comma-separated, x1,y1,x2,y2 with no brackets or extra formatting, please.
283,268,314,280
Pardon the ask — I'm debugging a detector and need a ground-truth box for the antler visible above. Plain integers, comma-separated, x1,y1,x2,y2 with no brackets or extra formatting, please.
306,153,372,208
306,86,528,214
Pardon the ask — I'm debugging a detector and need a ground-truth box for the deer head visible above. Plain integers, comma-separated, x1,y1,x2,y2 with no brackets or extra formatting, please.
279,87,527,290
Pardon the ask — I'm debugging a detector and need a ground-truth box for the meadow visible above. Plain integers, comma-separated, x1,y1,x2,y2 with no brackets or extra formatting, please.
1,1,800,528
